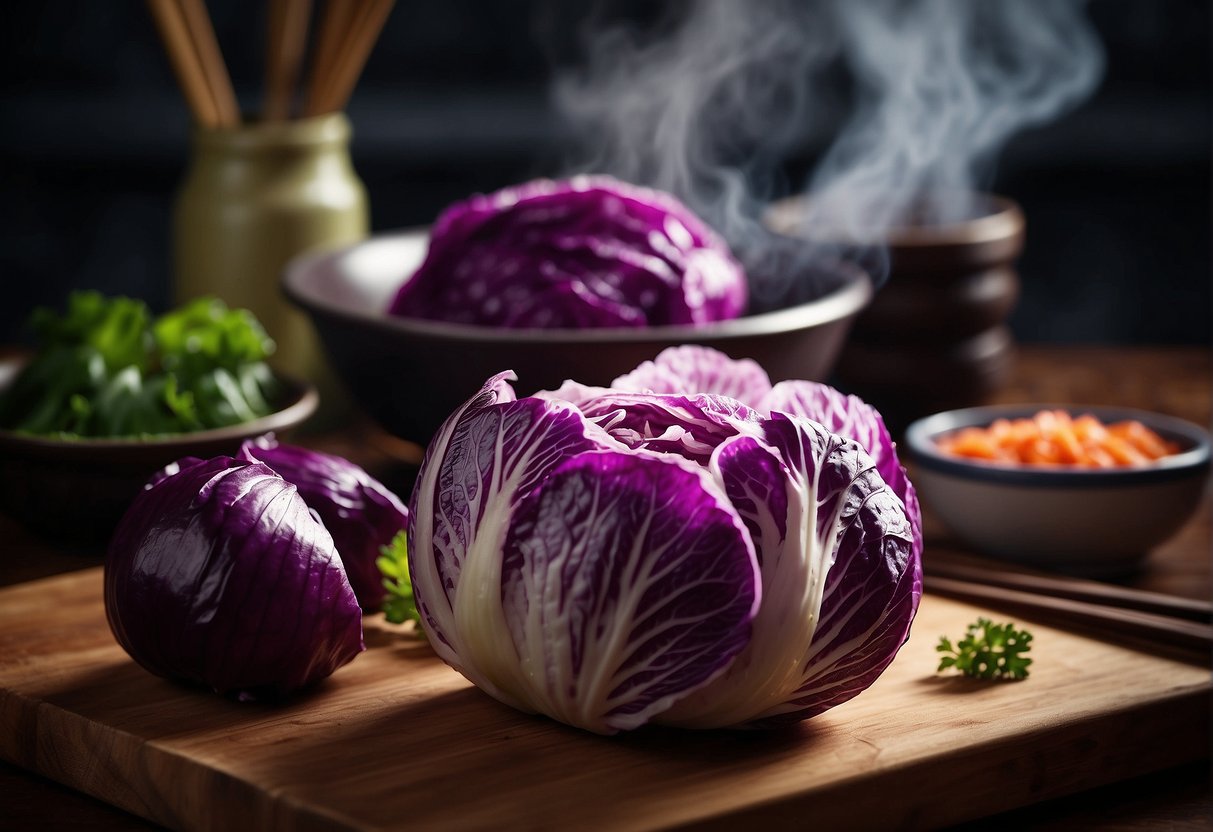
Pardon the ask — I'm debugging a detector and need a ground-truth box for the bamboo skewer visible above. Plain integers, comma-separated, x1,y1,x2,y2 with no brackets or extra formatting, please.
146,0,222,127
263,0,313,121
177,0,241,126
304,0,395,116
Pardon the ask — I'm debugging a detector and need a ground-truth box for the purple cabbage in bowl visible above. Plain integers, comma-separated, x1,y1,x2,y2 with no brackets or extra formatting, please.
388,176,748,329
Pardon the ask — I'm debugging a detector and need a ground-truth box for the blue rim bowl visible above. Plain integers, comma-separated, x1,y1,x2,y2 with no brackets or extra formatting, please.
904,404,1211,575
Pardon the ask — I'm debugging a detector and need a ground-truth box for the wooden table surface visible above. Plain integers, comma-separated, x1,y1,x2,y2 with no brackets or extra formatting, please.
1,344,1210,830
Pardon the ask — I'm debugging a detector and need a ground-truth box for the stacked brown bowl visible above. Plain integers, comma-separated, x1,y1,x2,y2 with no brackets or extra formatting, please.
769,194,1025,431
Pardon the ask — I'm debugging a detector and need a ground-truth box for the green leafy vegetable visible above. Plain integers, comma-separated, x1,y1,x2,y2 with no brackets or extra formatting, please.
154,297,274,378
377,530,421,627
30,290,151,374
0,291,280,439
937,617,1033,680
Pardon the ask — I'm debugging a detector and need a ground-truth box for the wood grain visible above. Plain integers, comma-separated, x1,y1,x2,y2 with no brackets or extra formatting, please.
1,344,1209,830
0,568,1207,832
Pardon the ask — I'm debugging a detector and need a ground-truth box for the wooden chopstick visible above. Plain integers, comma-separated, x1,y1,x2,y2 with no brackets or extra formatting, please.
263,0,313,121
153,0,387,126
927,556,1212,623
146,0,222,127
177,0,240,127
304,0,395,117
925,575,1213,654
305,0,356,109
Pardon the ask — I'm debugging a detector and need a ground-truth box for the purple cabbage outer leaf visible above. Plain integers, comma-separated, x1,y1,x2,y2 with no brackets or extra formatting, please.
532,379,616,408
759,380,923,568
613,345,772,406
609,345,923,565
146,454,206,488
607,346,922,726
237,436,409,611
574,391,762,467
105,456,364,700
539,373,918,728
500,452,760,732
656,413,917,727
387,176,747,329
408,373,760,733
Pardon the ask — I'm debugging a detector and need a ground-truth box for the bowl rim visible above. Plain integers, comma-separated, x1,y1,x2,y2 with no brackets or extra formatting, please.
904,403,1212,487
281,228,874,344
765,192,1024,249
0,356,318,454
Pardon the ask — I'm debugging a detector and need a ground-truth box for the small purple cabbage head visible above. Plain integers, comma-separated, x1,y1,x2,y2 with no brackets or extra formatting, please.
388,176,747,329
238,437,409,610
148,438,411,611
105,455,364,700
408,346,922,733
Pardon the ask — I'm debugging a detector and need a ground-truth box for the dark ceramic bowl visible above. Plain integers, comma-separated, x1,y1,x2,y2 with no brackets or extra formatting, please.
905,404,1211,575
0,359,318,546
283,229,873,445
767,194,1025,431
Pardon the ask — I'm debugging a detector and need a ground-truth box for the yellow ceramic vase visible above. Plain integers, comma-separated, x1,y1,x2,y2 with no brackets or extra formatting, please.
173,113,368,389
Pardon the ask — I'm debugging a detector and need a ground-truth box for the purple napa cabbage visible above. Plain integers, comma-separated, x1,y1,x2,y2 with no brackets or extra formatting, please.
105,456,364,700
612,344,923,561
408,349,922,734
387,176,747,329
238,437,409,610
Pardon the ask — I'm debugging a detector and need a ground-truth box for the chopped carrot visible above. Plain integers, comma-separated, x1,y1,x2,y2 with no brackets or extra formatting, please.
1101,434,1149,466
936,409,1181,468
987,418,1014,442
1072,414,1108,443
940,430,1000,460
1109,420,1173,460
1022,437,1061,465
1053,425,1085,464
1085,447,1118,468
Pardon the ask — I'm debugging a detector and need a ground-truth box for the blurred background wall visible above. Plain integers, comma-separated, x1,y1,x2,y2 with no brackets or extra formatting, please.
0,0,1208,345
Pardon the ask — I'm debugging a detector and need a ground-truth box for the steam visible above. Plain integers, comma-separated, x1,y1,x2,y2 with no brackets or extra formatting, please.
809,0,1105,234
552,0,1104,304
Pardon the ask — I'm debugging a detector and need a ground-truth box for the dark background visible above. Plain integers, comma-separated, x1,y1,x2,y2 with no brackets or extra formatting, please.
0,0,1208,345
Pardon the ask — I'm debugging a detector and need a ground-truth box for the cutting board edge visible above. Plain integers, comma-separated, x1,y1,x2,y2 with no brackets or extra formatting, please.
4,677,1209,832
653,681,1213,832
3,570,1211,831
0,690,367,832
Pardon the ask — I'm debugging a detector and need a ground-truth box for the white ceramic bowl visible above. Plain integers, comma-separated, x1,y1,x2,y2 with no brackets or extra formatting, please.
904,404,1211,575
284,229,872,444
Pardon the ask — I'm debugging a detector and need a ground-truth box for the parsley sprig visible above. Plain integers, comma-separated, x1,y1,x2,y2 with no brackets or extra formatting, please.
937,617,1033,680
377,530,421,627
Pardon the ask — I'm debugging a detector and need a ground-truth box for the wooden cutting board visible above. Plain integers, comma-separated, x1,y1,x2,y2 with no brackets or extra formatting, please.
0,568,1208,831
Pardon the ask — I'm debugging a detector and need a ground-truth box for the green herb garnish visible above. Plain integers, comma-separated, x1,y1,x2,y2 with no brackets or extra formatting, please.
937,617,1033,680
377,529,421,627
0,291,279,439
